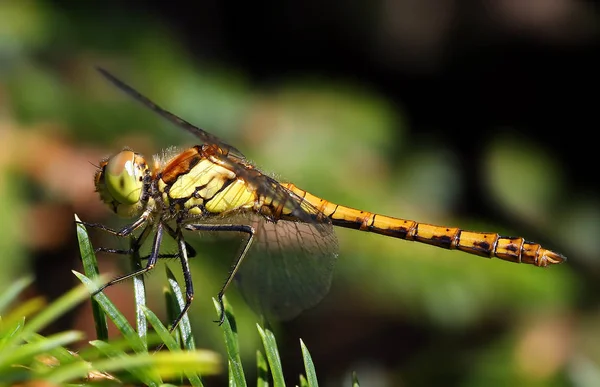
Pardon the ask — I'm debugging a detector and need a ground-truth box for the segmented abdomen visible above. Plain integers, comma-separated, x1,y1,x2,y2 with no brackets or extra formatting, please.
282,183,566,267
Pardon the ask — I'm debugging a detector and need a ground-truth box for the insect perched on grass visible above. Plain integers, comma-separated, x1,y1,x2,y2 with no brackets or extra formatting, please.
82,67,566,337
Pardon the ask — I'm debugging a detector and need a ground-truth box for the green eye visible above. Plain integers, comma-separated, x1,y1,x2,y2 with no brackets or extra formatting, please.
105,151,145,205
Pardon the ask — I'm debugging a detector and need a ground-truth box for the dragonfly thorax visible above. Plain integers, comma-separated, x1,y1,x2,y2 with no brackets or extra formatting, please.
95,149,151,218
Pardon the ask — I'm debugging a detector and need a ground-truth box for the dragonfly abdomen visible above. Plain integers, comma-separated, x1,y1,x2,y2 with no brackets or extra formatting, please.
282,183,566,267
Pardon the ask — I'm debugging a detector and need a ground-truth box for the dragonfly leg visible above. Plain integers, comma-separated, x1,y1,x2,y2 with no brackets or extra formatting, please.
93,222,153,257
90,221,197,260
184,223,255,325
95,247,135,255
164,222,198,259
76,211,150,237
92,222,164,297
164,225,195,341
96,248,187,260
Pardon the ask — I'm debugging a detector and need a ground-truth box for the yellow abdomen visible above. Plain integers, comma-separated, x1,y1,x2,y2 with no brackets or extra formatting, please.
282,183,566,267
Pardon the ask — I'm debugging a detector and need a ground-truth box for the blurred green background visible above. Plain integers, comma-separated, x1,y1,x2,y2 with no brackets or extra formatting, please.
0,1,598,386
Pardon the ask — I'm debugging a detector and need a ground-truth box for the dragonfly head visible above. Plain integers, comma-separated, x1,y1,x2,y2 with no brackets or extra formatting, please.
95,149,150,218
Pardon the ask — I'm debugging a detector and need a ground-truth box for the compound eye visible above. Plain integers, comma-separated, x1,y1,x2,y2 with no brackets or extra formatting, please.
104,150,145,205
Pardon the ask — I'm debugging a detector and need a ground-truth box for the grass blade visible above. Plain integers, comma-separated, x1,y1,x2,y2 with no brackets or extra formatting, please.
73,271,146,354
256,350,269,387
164,286,183,347
213,297,246,387
19,279,97,343
90,340,160,386
47,345,220,384
75,214,109,341
0,277,33,314
142,305,180,351
26,333,81,366
257,324,285,387
300,339,318,387
166,266,194,350
144,305,205,387
131,240,148,348
0,297,45,340
0,331,83,372
0,318,25,355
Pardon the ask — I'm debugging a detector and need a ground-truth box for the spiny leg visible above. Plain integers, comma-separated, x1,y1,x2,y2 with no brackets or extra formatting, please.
77,214,152,259
164,222,198,259
76,212,149,237
95,222,197,260
92,222,164,297
184,223,255,325
165,225,195,340
93,221,153,256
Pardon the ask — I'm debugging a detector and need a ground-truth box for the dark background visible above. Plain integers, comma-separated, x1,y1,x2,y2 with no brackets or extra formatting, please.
1,1,598,386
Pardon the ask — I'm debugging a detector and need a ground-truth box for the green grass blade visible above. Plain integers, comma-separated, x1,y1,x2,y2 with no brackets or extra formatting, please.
0,331,83,372
143,306,205,387
75,214,109,341
78,334,161,361
143,303,207,386
352,371,360,387
213,297,246,387
73,271,146,354
299,374,308,387
0,297,45,341
25,334,98,383
164,287,183,347
18,279,97,343
256,350,269,387
0,318,25,352
0,277,33,314
90,340,160,386
166,266,195,350
131,241,148,348
142,305,180,351
257,324,285,387
108,349,218,384
47,344,221,384
300,339,318,387
26,333,80,366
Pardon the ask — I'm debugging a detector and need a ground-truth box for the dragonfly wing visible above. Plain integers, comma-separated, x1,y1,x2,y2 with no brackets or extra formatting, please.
214,153,332,233
234,214,339,321
96,67,247,160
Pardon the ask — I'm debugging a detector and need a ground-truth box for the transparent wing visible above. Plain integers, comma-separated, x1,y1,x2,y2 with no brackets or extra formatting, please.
228,214,338,321
180,151,340,319
211,152,333,234
96,67,246,160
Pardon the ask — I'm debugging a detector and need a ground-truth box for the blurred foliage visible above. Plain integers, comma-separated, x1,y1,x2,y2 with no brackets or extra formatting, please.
0,1,597,386
0,275,221,385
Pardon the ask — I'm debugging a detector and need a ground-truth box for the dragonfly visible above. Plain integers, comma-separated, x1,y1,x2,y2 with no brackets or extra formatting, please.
84,67,566,336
